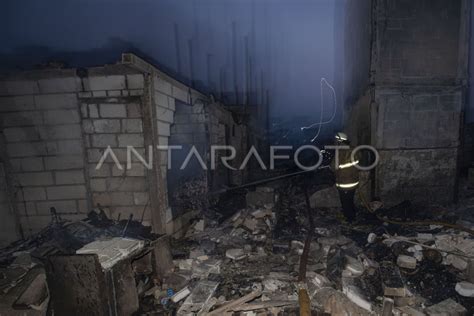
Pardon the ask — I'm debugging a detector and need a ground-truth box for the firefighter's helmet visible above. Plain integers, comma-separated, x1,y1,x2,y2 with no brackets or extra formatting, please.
335,132,348,142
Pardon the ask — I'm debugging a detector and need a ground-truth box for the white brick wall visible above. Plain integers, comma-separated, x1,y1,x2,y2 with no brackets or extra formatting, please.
37,77,81,94
34,93,77,110
0,67,196,235
47,185,87,200
84,75,126,91
99,104,127,118
55,170,85,184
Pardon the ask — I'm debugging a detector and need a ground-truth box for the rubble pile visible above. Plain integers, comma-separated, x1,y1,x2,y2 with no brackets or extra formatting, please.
147,184,474,315
0,209,159,315
3,182,474,314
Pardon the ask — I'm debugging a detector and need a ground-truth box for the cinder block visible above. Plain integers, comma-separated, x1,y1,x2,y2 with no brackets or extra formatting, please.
107,90,121,97
88,104,99,118
34,93,77,109
172,86,190,103
156,106,174,123
157,136,168,147
0,96,35,112
46,140,83,155
112,163,146,177
87,148,128,163
43,109,80,125
157,121,170,136
129,90,143,96
155,91,168,107
77,199,89,213
36,200,77,215
127,74,144,89
84,75,126,91
3,127,41,142
2,80,39,95
90,178,107,192
92,91,107,97
47,185,87,200
118,134,144,147
78,91,92,98
17,172,54,186
16,202,36,216
38,77,81,93
44,155,84,170
133,192,149,205
92,192,134,206
168,97,176,111
80,104,88,118
127,103,142,118
82,119,94,134
99,104,127,118
21,187,47,201
92,134,117,147
154,77,172,95
88,163,111,177
106,177,147,192
92,119,121,133
1,111,43,127
121,119,143,133
55,170,85,184
39,124,82,140
7,142,47,157
10,157,44,172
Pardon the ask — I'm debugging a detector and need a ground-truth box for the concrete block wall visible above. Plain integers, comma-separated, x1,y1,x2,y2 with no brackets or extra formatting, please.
0,65,185,236
80,78,153,224
371,0,468,205
0,55,254,238
0,162,19,246
207,104,247,187
374,0,463,85
0,82,89,235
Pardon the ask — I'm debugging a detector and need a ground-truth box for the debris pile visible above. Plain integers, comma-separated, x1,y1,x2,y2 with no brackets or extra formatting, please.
147,183,474,315
0,208,160,315
3,181,474,314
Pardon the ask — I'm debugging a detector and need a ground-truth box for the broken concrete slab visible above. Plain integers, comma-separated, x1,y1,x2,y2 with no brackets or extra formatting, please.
397,255,417,270
262,279,288,292
397,306,426,316
425,298,467,315
381,298,394,316
455,281,474,297
313,287,371,316
380,262,406,297
171,286,191,303
226,248,247,261
194,219,205,232
444,254,468,271
345,256,364,276
177,280,219,315
76,237,144,270
341,277,372,311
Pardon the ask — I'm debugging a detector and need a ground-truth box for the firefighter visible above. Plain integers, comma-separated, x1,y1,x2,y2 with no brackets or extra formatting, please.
333,132,359,222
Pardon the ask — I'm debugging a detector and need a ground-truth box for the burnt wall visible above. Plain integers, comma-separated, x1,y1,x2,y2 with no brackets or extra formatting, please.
371,0,469,205
0,58,200,237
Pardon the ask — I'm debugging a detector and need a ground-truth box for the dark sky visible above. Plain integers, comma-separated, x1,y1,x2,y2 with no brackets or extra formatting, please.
1,0,339,123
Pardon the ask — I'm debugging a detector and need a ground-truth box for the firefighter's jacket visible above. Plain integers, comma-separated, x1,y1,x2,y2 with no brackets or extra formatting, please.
333,146,360,190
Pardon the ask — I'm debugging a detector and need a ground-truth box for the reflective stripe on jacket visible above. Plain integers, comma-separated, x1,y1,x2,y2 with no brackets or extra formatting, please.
334,147,359,190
